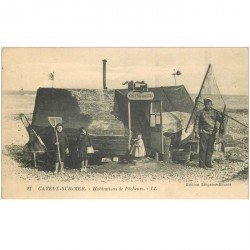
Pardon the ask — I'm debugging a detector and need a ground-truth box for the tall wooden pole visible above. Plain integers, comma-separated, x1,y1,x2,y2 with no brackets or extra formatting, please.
160,100,163,153
173,69,177,85
102,59,107,89
185,64,211,132
54,119,61,165
52,71,55,88
128,101,131,150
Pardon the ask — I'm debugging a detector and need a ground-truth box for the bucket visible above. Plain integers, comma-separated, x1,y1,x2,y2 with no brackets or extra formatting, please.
172,148,191,163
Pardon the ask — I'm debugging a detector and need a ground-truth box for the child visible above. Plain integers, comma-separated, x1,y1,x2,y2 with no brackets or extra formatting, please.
130,133,146,159
76,127,93,172
53,123,69,174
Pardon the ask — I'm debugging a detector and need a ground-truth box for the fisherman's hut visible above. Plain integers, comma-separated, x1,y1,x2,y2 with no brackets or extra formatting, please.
26,84,194,165
115,85,194,156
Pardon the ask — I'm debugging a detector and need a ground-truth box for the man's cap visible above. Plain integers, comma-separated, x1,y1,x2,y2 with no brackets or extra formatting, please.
204,98,213,103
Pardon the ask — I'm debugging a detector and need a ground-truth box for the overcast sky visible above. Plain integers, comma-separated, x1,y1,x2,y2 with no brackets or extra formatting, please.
2,48,248,95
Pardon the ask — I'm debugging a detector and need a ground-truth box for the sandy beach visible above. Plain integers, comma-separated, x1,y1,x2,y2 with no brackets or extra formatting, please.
1,92,249,198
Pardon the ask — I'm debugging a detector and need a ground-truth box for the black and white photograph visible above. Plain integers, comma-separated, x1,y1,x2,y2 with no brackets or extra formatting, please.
1,47,248,198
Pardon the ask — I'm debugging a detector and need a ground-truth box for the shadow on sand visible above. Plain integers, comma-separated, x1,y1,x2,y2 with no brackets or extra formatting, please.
4,144,54,171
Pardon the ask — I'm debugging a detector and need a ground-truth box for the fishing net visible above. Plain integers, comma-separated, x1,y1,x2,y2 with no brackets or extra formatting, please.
185,64,227,134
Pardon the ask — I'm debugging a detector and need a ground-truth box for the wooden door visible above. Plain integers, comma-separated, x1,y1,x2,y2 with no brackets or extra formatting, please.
149,100,164,154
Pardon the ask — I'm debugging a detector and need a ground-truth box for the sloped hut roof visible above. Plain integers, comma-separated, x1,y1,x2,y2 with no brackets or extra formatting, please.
32,88,129,136
116,85,194,113
32,86,193,135
115,85,194,128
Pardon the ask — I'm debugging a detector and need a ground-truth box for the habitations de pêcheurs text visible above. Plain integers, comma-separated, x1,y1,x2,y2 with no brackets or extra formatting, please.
92,186,157,191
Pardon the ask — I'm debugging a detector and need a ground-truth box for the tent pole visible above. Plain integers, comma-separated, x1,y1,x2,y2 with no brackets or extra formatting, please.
128,101,132,150
160,100,163,153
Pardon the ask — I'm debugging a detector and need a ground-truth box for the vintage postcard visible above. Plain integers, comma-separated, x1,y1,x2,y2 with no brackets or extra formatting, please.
1,48,248,198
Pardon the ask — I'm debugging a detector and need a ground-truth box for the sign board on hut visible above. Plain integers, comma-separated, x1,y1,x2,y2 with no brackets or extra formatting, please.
127,91,154,101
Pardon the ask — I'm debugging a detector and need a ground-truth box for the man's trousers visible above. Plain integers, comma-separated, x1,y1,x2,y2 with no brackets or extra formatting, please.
199,133,216,168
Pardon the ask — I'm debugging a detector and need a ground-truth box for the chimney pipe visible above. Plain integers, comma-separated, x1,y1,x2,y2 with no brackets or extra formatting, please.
102,59,107,89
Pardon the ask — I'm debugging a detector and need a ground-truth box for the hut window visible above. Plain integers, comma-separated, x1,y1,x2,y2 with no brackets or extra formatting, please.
150,102,161,127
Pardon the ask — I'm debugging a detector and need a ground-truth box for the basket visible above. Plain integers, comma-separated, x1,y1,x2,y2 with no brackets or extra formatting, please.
87,146,94,154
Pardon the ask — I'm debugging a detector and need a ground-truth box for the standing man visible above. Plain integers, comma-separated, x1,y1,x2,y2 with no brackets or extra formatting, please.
194,98,224,169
